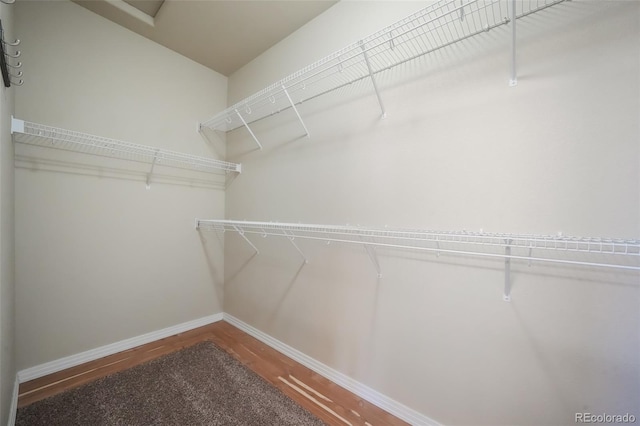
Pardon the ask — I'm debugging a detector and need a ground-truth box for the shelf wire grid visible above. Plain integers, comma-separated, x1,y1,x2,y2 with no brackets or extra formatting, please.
13,119,241,174
197,220,640,271
201,0,566,133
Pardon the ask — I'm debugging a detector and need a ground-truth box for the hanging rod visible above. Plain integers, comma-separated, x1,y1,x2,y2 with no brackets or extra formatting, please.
200,0,566,135
11,117,242,175
197,220,640,300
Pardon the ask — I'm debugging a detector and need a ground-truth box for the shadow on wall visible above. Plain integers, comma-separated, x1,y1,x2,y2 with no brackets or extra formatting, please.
197,127,227,161
510,303,571,411
225,251,258,287
198,231,225,303
266,260,308,327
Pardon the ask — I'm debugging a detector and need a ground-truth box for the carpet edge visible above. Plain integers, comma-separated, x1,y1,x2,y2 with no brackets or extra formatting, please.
16,339,324,426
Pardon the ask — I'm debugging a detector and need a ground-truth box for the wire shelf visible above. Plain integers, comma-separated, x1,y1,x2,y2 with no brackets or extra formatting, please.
197,220,640,272
200,0,566,134
12,117,241,174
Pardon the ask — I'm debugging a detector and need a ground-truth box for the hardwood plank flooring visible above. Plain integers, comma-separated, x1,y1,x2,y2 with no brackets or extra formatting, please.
18,321,409,426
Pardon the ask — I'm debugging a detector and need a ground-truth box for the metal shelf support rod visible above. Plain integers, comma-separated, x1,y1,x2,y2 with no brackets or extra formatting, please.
283,230,309,263
146,149,159,189
233,225,260,254
509,0,518,86
282,86,310,138
235,109,263,150
360,41,387,118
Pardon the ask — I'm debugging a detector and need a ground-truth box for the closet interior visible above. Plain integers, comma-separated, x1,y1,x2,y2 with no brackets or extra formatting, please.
1,0,638,425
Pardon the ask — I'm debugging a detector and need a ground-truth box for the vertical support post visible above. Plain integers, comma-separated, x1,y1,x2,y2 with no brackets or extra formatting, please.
503,239,512,301
360,41,387,118
233,225,260,254
146,149,159,189
509,0,518,86
235,109,263,150
282,86,310,138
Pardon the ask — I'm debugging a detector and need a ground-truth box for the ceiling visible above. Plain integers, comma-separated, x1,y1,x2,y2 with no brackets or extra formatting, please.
73,0,337,76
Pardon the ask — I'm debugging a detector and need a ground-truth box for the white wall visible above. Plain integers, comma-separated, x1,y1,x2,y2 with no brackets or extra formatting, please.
225,1,640,425
14,0,227,370
0,1,16,422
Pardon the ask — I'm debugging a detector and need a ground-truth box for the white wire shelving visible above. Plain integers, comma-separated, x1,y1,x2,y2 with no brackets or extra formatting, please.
196,219,640,301
11,117,241,186
199,0,566,148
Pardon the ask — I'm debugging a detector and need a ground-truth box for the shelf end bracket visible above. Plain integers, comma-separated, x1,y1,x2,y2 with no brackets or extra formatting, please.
11,116,24,134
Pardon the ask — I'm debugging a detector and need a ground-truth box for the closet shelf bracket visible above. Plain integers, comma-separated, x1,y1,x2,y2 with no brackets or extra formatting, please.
282,229,309,263
282,85,310,138
235,109,263,150
233,225,260,254
360,40,386,118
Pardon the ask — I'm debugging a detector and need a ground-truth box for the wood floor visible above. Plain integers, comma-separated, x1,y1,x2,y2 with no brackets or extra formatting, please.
18,321,409,426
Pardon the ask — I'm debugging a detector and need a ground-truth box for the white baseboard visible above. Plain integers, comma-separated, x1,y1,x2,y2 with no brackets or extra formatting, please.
17,313,224,383
15,311,438,425
223,313,440,426
7,375,18,426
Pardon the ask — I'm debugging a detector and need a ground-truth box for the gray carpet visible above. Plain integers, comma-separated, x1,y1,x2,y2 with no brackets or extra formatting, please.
17,341,326,425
